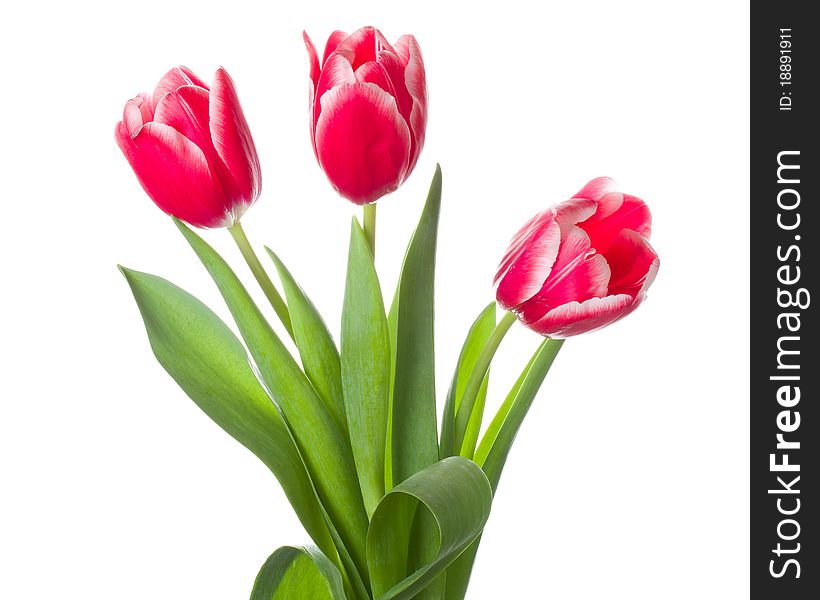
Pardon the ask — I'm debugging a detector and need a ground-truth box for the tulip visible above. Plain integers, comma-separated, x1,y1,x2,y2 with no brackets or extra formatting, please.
115,67,294,338
304,26,428,206
495,177,659,337
115,66,261,229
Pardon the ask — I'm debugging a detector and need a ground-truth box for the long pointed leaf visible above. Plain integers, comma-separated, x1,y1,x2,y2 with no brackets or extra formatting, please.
391,166,442,485
439,303,496,458
452,312,515,458
406,503,445,600
341,218,391,517
263,250,372,599
445,338,564,600
476,338,563,488
385,291,399,493
119,267,335,561
174,220,370,582
459,372,490,460
250,545,346,600
367,457,492,600
267,249,348,438
441,540,478,600
471,347,541,470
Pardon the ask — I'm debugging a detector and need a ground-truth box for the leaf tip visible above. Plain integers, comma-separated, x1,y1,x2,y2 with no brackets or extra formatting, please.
117,264,138,284
427,164,443,202
264,245,280,265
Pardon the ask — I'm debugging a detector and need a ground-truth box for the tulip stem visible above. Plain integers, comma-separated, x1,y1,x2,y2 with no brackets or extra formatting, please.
454,310,517,456
363,204,377,257
228,221,295,340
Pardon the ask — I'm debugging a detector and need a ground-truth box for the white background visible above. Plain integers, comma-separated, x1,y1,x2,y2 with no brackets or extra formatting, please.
0,1,749,598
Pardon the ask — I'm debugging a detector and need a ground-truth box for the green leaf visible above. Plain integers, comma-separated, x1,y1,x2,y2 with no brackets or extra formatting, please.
384,291,399,493
367,457,492,600
119,267,335,561
475,338,563,489
262,252,371,599
452,312,515,459
340,219,391,518
444,338,564,600
266,249,348,438
391,166,442,486
250,545,347,600
406,503,446,600
459,373,490,460
439,303,496,458
441,540,478,600
470,347,538,473
173,220,370,583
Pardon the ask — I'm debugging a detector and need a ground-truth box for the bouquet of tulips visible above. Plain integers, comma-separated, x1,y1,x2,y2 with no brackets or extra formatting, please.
116,27,659,600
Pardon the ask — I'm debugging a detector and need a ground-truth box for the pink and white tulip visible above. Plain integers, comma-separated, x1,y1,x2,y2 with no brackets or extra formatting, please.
495,178,659,337
115,66,261,228
304,26,428,205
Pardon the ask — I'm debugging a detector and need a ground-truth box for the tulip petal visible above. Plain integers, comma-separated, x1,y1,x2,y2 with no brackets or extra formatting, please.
529,293,636,338
539,224,595,292
115,121,230,228
495,210,560,310
394,36,427,112
570,177,626,224
313,53,356,130
394,35,427,172
354,60,392,93
392,35,414,68
605,230,658,298
355,52,412,122
154,85,242,211
573,176,618,203
209,67,261,205
554,197,597,226
622,194,653,238
303,31,321,90
323,30,349,64
519,255,611,324
517,224,611,323
152,66,209,110
304,32,322,155
639,257,660,298
335,26,397,71
314,83,411,205
307,80,318,160
588,191,625,221
123,93,154,136
580,193,652,253
355,51,416,176
153,85,213,154
336,27,377,67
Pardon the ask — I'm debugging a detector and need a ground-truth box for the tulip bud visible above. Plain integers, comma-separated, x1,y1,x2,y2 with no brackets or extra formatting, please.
304,26,428,205
495,178,660,337
115,66,261,228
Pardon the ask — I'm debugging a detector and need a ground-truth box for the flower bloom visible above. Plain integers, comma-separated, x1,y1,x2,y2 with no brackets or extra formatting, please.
304,26,427,205
495,178,659,337
115,67,261,228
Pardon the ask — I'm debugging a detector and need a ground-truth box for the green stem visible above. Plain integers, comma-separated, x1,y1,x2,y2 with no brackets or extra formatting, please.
454,310,517,454
228,221,294,340
362,203,377,257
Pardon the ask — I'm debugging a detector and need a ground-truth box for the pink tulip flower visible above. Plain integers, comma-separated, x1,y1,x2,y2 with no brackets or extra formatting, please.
115,66,261,228
304,26,428,205
495,178,660,337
